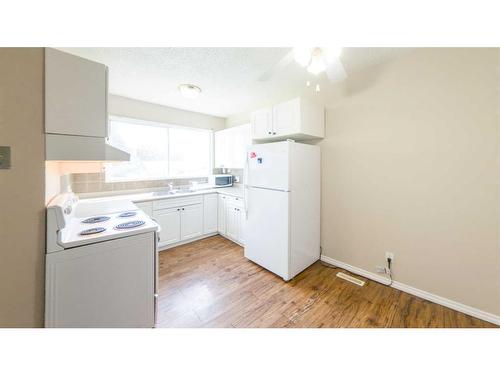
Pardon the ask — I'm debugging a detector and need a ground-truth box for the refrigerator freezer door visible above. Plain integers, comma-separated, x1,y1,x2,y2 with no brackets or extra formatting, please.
244,187,290,280
247,142,289,191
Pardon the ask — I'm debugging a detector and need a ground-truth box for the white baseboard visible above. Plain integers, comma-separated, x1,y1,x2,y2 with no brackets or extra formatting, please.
158,232,218,251
218,233,244,247
320,255,500,326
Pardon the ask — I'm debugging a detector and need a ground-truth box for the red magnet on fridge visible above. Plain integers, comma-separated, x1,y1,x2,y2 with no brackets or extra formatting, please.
250,152,257,158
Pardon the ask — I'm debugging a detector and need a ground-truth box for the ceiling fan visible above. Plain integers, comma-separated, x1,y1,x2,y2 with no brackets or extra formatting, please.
258,47,347,90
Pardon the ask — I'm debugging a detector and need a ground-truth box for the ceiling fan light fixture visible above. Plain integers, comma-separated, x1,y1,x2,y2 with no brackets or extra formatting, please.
325,47,343,63
306,54,326,75
293,47,313,67
178,84,201,99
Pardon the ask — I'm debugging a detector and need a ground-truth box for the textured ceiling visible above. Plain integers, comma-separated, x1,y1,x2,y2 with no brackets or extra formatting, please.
58,47,410,118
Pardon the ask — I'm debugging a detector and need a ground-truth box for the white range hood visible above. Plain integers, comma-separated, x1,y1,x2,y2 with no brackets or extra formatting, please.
45,134,130,161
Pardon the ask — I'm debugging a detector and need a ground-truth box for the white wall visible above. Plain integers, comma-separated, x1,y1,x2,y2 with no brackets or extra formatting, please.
225,111,251,128
109,94,225,130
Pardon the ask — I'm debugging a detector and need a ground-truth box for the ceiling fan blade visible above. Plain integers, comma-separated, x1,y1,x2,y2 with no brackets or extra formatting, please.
258,49,294,82
326,57,347,82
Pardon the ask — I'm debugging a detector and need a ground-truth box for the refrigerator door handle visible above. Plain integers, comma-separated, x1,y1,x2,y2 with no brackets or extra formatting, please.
244,186,249,219
244,153,249,219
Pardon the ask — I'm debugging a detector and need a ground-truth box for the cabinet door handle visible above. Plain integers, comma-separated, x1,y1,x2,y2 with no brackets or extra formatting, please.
182,208,185,210
268,131,271,134
177,208,180,211
272,132,276,135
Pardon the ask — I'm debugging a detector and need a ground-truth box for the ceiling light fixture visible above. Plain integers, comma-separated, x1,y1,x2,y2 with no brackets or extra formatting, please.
293,47,343,77
293,47,313,67
178,84,201,99
307,49,326,75
325,47,342,63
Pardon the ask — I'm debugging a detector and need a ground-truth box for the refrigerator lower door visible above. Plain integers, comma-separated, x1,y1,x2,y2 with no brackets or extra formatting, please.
244,187,290,280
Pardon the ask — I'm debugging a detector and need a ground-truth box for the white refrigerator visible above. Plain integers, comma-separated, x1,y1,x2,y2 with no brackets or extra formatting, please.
244,140,320,281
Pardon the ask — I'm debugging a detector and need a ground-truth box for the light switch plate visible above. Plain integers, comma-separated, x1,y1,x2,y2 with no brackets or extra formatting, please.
0,146,11,169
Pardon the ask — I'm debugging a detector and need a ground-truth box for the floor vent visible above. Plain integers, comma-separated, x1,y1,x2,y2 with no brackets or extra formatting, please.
336,272,365,286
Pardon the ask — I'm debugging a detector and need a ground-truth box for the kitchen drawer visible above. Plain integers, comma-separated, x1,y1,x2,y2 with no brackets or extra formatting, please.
225,195,244,208
153,195,203,211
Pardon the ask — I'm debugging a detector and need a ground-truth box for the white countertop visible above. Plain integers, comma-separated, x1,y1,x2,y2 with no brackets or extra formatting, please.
78,185,244,204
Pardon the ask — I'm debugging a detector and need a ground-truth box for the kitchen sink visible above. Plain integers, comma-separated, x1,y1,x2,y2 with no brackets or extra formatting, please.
152,188,194,197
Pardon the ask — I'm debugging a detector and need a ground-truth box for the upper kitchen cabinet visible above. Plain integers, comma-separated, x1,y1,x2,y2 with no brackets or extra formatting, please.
44,48,129,161
214,123,251,169
251,97,324,141
45,48,108,137
251,107,273,139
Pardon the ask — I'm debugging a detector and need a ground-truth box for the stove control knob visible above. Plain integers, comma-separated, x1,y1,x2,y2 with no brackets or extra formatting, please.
64,206,72,215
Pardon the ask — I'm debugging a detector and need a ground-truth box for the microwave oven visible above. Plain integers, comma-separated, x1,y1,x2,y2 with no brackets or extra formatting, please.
209,174,234,187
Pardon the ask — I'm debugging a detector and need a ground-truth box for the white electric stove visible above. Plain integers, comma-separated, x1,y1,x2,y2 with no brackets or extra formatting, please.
45,193,160,328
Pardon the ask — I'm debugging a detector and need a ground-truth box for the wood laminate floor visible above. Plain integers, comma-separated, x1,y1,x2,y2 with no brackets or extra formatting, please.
156,235,496,328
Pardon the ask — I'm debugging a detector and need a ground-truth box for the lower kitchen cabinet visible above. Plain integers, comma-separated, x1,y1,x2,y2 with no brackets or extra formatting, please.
139,192,245,250
180,204,203,241
154,207,181,247
154,204,204,247
238,209,245,244
203,194,218,234
217,194,227,234
226,202,245,245
225,203,239,241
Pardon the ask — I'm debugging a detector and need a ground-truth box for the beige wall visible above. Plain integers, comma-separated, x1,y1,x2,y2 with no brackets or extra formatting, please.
109,94,226,131
225,111,251,128
319,48,500,316
224,48,500,317
0,48,45,327
45,162,62,204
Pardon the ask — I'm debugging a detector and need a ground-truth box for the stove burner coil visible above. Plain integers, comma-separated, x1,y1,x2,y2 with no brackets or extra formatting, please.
79,227,106,236
118,211,137,218
81,216,110,224
114,220,146,230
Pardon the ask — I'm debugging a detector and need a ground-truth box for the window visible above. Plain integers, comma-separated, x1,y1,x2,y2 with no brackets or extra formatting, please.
105,117,212,182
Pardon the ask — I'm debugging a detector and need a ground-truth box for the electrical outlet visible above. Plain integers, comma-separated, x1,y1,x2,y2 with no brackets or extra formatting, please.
385,252,394,261
375,266,386,274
